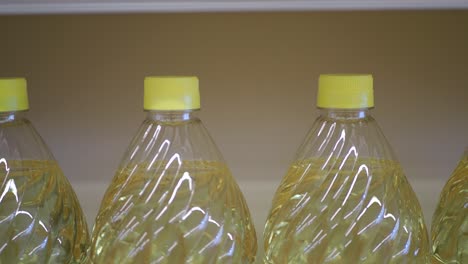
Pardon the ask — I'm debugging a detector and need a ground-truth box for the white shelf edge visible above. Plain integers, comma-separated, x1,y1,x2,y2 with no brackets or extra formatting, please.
1,1,468,15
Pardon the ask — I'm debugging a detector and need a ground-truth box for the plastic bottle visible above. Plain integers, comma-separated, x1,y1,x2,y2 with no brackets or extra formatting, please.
431,148,467,263
90,76,257,263
0,78,89,263
264,74,429,263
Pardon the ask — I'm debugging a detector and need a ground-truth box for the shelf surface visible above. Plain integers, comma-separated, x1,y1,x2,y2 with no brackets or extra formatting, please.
1,0,468,14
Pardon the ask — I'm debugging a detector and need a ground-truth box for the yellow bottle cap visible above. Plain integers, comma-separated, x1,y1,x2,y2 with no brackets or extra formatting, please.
0,78,29,112
144,76,200,111
317,74,374,109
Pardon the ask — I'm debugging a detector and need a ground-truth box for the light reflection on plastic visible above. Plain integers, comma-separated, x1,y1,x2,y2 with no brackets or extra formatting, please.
319,123,336,152
147,151,179,205
0,158,19,203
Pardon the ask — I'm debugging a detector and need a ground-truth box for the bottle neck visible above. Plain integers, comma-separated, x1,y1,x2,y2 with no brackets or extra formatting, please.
146,110,198,122
0,111,23,123
319,108,371,120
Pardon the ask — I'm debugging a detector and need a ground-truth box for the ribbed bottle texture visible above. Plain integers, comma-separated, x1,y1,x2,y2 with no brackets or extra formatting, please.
264,75,429,263
90,77,256,263
0,116,90,263
431,148,467,264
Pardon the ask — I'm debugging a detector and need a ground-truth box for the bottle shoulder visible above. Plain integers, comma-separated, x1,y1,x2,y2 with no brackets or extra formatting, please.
296,114,397,162
0,116,54,160
120,117,224,167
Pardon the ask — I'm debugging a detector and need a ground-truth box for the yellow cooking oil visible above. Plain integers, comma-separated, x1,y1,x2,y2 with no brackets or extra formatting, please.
431,151,468,264
264,158,429,263
91,160,256,263
0,160,89,264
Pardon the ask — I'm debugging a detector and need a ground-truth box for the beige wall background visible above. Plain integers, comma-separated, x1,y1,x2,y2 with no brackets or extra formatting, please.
1,12,467,233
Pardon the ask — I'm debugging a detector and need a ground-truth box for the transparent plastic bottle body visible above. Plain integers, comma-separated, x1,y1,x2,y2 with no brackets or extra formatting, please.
431,148,467,264
264,109,429,263
90,111,257,263
0,112,90,263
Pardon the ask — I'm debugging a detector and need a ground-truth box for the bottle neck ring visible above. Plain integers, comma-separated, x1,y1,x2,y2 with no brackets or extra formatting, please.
0,111,22,123
146,110,197,122
319,108,371,120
